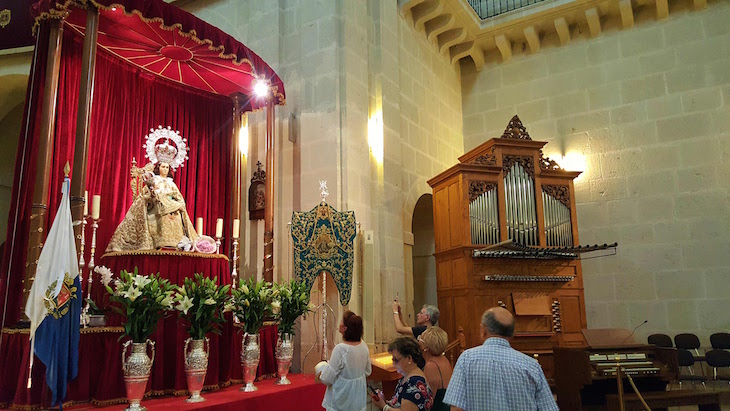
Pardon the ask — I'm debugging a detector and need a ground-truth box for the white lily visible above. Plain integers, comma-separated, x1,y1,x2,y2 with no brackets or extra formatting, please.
271,300,281,314
241,283,249,295
134,274,152,288
176,295,194,315
125,286,142,302
204,298,216,305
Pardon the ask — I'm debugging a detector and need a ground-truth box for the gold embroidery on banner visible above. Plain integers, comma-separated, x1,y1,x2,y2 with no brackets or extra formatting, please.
44,273,78,319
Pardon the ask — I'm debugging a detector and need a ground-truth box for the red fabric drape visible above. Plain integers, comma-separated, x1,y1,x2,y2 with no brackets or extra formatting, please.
30,0,286,109
0,24,235,326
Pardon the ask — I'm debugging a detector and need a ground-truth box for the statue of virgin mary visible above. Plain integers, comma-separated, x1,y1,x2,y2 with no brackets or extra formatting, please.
106,126,199,252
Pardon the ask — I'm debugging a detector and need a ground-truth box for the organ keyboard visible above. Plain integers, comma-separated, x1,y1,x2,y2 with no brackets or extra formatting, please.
555,343,678,410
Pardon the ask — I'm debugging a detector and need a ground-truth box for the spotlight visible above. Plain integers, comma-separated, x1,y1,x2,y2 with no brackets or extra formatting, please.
254,80,269,98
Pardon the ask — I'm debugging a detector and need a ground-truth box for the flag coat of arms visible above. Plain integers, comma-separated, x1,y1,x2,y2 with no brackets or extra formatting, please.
25,176,81,406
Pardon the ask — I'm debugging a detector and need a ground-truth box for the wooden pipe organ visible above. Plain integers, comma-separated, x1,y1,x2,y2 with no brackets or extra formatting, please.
428,116,615,378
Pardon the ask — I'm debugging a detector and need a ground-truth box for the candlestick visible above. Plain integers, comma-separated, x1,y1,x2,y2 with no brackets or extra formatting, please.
91,195,101,220
231,238,239,289
79,214,88,270
232,219,240,239
215,235,222,254
82,216,99,328
196,217,204,237
215,218,223,238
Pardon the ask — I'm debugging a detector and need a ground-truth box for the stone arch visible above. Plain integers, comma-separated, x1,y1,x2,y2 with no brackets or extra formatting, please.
0,74,28,242
410,193,436,318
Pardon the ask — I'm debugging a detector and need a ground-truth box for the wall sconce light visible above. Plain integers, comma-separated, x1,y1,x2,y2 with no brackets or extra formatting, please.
368,110,384,164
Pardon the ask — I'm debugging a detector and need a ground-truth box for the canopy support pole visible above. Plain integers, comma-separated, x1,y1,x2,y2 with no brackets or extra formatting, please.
20,19,65,316
231,94,244,283
70,5,99,257
263,99,275,282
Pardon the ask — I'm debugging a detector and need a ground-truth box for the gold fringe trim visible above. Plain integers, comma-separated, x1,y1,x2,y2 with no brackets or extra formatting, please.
102,250,229,261
2,326,123,335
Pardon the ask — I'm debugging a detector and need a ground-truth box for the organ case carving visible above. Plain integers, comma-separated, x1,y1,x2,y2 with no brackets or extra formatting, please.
428,115,588,379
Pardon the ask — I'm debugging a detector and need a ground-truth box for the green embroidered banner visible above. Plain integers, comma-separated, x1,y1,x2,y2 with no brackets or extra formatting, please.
291,202,356,305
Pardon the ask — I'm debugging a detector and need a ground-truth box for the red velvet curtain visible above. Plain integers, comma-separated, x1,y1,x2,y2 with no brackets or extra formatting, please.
0,23,235,326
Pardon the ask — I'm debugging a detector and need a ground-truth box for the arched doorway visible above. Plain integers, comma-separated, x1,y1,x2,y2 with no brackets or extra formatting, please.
411,194,436,316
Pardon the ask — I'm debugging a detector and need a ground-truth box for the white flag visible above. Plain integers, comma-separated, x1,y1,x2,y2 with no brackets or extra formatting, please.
25,177,79,341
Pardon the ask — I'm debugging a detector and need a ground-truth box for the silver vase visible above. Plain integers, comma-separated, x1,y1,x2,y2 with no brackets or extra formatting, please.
240,333,260,392
275,333,294,385
122,340,155,411
184,337,209,402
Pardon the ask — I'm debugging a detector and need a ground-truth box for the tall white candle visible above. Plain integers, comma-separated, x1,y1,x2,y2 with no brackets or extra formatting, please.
196,217,203,237
232,219,240,238
215,218,223,238
83,191,89,216
91,195,101,219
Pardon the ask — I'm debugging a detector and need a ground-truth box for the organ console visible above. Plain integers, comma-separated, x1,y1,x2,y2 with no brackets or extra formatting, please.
428,115,617,380
554,329,679,410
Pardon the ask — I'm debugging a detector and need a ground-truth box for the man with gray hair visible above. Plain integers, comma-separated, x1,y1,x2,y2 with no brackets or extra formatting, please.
444,307,557,411
392,300,439,340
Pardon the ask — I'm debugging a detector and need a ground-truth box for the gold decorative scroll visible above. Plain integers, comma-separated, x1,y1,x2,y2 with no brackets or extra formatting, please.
539,150,564,172
469,147,497,166
500,115,532,140
469,180,497,202
542,185,570,208
502,154,535,178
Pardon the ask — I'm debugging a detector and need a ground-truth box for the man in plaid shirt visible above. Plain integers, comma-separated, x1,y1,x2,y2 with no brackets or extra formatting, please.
444,307,558,411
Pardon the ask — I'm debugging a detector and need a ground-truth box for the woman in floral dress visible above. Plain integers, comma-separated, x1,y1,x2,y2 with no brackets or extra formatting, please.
372,337,434,411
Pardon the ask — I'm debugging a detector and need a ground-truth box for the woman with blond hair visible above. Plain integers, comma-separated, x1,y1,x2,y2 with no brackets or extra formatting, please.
418,327,452,411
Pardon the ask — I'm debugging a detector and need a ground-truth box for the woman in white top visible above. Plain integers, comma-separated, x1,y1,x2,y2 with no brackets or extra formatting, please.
316,310,372,411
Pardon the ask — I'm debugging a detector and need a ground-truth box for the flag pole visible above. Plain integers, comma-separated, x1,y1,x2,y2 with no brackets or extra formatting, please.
27,162,71,390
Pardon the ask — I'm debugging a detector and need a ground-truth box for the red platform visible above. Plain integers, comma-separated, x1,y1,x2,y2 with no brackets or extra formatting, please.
0,322,279,409
66,374,325,411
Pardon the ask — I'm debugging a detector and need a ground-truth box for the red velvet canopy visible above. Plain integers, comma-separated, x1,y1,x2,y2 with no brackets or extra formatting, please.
31,0,286,110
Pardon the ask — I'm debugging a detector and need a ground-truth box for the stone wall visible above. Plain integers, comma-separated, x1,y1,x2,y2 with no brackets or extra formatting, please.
461,2,730,342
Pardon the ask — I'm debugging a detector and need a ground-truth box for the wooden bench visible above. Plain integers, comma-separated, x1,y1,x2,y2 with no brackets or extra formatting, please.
606,390,721,411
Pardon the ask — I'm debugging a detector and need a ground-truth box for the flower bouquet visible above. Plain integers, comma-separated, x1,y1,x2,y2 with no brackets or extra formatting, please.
271,279,312,384
228,277,273,391
105,267,176,342
272,279,312,338
173,274,230,402
105,267,176,409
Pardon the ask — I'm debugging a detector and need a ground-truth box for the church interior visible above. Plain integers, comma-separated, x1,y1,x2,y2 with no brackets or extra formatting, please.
0,0,729,409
